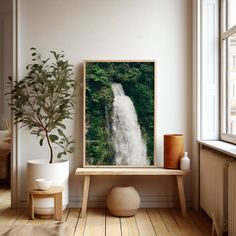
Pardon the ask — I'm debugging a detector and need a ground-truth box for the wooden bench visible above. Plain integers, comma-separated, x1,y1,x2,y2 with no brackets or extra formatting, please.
75,168,191,218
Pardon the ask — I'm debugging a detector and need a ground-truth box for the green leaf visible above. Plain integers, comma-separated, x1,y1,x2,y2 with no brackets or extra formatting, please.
57,129,64,136
57,123,66,129
49,134,59,142
57,152,63,159
39,138,44,146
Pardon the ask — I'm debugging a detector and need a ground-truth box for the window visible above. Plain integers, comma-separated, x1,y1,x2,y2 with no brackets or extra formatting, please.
221,0,236,143
200,0,219,140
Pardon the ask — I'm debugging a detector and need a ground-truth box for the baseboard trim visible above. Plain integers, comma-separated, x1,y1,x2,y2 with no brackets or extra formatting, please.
67,201,178,208
68,194,192,208
20,195,192,208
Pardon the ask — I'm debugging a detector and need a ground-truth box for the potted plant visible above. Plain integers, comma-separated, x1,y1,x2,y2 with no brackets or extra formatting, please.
8,48,76,215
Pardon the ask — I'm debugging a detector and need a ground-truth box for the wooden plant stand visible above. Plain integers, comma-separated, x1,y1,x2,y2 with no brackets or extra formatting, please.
28,186,63,221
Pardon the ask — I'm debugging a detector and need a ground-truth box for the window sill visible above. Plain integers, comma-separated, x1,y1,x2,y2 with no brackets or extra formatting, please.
198,140,236,159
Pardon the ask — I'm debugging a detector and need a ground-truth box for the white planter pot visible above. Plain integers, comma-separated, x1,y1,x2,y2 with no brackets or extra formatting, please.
27,159,69,215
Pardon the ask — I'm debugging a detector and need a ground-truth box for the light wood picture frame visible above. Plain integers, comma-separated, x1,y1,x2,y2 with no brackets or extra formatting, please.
83,60,156,167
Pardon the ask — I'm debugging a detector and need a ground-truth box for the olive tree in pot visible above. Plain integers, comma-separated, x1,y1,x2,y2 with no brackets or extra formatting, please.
8,48,76,215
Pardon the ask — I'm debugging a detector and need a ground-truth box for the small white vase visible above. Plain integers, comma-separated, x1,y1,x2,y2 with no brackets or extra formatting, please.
180,152,190,170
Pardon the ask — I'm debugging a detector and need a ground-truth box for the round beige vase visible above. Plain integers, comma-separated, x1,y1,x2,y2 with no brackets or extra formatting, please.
164,134,184,169
106,186,140,217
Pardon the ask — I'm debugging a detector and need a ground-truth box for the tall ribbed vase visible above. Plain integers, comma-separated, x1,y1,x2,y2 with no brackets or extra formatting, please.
164,134,184,169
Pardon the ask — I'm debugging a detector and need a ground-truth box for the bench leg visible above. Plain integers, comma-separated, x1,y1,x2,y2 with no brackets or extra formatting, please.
176,175,187,217
29,193,34,219
80,175,91,218
54,192,63,221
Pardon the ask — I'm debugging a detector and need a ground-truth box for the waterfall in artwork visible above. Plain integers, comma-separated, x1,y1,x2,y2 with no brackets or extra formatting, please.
111,83,147,166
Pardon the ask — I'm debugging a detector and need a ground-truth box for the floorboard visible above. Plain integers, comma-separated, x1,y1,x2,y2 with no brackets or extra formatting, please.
106,210,122,236
83,208,106,236
148,208,169,236
121,215,139,236
159,208,180,233
0,189,212,236
135,208,156,236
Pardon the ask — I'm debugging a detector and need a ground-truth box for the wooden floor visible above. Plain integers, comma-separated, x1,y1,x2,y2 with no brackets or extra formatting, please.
0,187,212,236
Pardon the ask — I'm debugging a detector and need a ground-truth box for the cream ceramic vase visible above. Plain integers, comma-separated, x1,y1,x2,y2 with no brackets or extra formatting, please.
27,159,69,215
180,152,190,170
106,186,140,217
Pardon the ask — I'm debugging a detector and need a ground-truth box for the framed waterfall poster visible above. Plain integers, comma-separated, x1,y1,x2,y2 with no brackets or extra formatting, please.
83,60,156,167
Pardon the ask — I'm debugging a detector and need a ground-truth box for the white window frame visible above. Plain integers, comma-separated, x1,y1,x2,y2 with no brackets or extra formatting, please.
200,0,219,140
220,0,236,143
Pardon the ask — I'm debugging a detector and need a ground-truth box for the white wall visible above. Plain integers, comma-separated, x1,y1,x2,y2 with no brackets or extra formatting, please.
17,0,192,207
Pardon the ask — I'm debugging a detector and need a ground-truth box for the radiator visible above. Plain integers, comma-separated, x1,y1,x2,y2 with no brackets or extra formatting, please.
200,149,229,235
229,162,236,236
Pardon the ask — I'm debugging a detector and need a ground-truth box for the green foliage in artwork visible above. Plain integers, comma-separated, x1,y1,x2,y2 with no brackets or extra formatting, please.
85,63,114,165
85,62,154,165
